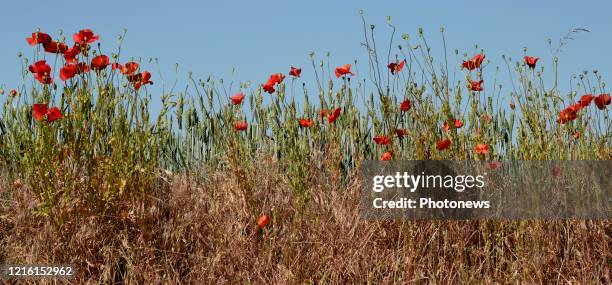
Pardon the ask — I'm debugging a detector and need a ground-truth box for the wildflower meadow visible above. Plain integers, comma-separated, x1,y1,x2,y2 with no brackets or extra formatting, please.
0,13,610,284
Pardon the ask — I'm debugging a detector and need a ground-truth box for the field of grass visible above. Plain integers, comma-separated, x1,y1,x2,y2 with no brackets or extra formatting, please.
0,17,610,284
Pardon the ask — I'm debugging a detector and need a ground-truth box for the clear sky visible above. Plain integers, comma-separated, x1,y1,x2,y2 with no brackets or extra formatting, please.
1,0,610,99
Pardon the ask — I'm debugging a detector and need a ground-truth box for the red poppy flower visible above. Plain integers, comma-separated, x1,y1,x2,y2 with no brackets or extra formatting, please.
474,143,489,154
387,60,406,75
261,73,285,94
9,90,18,97
32,104,48,122
262,83,275,94
91,55,110,71
141,71,153,85
121,62,139,75
60,64,78,81
399,99,411,112
563,105,579,120
129,71,154,90
43,41,68,54
557,107,578,124
467,79,484,91
26,32,52,46
32,104,63,123
257,215,270,229
327,107,342,123
73,29,99,45
63,46,80,63
28,60,51,74
234,121,248,131
29,60,52,84
230,92,245,105
380,151,393,161
461,54,485,70
488,161,502,170
395,128,407,137
298,118,313,128
573,131,580,139
289,66,302,78
524,56,539,69
436,139,451,151
454,119,463,128
594,93,611,110
576,94,593,108
334,63,354,78
572,102,585,112
264,73,284,88
268,73,285,85
373,135,392,145
46,107,63,122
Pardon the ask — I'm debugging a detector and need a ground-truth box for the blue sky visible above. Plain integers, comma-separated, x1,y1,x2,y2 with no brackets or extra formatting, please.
1,0,610,99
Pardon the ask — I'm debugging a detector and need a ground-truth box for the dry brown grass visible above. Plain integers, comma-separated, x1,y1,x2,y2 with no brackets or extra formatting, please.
0,159,610,284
